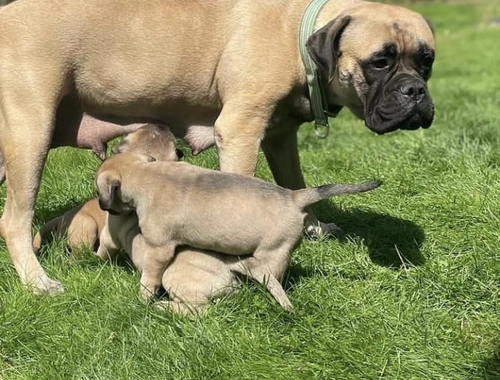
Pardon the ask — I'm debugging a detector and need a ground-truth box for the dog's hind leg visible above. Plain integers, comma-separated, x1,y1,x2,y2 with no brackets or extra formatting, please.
262,123,342,236
0,105,61,293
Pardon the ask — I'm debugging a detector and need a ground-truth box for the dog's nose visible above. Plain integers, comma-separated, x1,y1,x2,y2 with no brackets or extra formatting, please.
398,82,426,102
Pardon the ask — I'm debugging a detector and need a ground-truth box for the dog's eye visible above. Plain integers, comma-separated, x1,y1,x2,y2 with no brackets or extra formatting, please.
370,58,391,70
422,55,434,68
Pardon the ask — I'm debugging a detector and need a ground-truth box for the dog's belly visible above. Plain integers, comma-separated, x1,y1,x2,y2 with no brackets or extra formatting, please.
84,102,218,155
73,54,222,148
82,99,219,130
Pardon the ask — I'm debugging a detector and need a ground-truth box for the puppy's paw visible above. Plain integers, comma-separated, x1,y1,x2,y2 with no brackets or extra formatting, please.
305,221,343,238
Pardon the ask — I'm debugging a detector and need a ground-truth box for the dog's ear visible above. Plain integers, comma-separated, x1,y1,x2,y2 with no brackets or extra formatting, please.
96,172,121,211
424,17,435,35
306,15,351,83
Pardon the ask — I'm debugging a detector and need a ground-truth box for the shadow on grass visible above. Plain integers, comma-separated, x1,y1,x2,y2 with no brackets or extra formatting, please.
313,202,426,268
475,349,500,379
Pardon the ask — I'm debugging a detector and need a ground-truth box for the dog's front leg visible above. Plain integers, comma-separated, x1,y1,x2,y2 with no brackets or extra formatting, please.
261,125,341,236
135,235,175,301
0,114,61,293
214,102,269,176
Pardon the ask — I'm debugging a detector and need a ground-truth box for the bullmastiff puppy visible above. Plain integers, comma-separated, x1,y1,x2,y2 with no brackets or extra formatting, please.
0,0,434,293
95,152,381,308
33,124,183,252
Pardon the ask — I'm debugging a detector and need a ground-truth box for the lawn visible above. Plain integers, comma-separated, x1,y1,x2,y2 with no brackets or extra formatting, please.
1,1,500,379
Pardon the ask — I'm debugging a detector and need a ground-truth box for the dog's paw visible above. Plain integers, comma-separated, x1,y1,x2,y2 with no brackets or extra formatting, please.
305,221,343,238
31,274,64,295
281,301,294,313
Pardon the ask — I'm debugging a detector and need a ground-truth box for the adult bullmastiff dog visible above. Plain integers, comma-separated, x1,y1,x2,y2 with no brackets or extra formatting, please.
0,0,435,293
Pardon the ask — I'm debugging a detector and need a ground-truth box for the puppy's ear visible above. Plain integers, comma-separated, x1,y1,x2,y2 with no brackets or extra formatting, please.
112,140,127,155
306,15,351,83
96,172,121,211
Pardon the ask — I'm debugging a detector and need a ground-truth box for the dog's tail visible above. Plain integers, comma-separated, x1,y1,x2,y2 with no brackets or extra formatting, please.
292,180,382,209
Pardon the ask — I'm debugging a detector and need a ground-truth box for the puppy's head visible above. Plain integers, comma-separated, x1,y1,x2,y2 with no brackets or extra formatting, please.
113,123,183,162
95,153,155,214
306,3,435,134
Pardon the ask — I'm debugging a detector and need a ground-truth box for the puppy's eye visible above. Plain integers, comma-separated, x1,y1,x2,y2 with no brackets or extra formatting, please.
371,58,391,70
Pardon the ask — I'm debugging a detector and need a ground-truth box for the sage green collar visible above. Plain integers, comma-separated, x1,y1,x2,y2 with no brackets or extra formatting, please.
299,0,335,138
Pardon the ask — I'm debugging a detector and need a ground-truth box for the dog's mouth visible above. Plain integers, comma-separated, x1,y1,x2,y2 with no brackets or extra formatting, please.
367,103,434,134
364,76,434,134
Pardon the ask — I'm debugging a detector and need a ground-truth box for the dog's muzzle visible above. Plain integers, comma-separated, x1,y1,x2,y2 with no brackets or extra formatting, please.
365,74,434,135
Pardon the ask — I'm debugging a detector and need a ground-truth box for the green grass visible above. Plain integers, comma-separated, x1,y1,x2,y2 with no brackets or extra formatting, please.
1,1,500,379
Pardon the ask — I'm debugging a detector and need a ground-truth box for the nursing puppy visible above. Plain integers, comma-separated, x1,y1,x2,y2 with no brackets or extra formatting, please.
95,153,381,309
98,212,249,314
33,124,181,252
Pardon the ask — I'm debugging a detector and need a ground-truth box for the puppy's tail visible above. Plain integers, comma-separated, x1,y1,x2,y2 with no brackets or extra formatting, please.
292,180,382,209
32,215,71,252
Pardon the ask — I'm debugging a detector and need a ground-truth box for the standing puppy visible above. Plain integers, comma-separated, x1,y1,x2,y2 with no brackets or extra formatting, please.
95,153,381,308
33,124,182,252
0,0,434,292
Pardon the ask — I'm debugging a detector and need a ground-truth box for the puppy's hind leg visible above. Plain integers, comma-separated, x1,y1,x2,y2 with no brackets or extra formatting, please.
0,103,61,293
232,254,294,312
32,214,71,252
